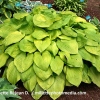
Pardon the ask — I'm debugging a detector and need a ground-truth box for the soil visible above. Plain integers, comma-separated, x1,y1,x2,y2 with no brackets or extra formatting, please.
2,0,100,100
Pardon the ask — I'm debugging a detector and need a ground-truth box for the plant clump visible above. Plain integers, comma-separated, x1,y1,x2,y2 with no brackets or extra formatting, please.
0,6,100,100
53,0,87,16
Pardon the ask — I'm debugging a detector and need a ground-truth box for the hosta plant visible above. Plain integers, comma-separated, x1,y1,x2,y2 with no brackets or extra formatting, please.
0,0,24,22
0,78,21,100
90,17,100,32
0,5,100,100
53,0,87,16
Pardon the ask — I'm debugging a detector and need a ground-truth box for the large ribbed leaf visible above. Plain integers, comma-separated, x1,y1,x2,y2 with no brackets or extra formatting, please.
19,23,34,35
19,38,37,53
7,61,20,84
57,39,78,54
23,74,36,92
50,56,64,75
86,39,98,46
58,51,70,63
31,84,44,100
3,31,25,46
47,15,71,30
33,14,53,27
85,46,100,56
92,56,100,72
34,38,51,52
33,64,52,81
20,66,35,82
67,53,83,67
47,41,58,56
34,51,51,71
13,13,29,20
5,43,21,58
0,25,16,38
66,67,82,86
79,48,96,63
76,30,87,48
14,53,34,72
61,26,77,37
32,27,49,39
88,67,100,87
85,28,100,42
82,64,91,83
0,53,9,68
48,29,62,40
47,73,65,100
37,76,54,90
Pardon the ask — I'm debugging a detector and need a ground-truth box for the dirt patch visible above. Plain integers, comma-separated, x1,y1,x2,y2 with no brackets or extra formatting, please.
85,0,100,20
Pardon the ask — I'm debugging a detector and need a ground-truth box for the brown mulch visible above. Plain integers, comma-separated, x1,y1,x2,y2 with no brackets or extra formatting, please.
85,0,100,20
16,82,100,100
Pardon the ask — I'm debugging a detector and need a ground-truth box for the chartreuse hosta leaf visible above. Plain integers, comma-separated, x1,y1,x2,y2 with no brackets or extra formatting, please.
47,73,65,100
47,41,58,56
79,48,96,63
13,13,29,20
66,66,82,87
0,24,16,38
34,38,51,52
76,30,87,48
61,26,77,37
67,53,83,67
82,64,91,83
58,51,70,63
0,53,9,68
34,51,51,71
85,29,100,42
85,46,100,56
47,15,71,30
50,56,64,75
19,23,34,35
32,27,49,39
7,61,20,84
19,38,37,53
3,31,25,46
37,76,54,90
20,66,35,82
65,79,73,86
88,67,100,87
23,72,36,92
57,39,78,54
33,14,53,28
48,29,62,40
14,53,34,73
33,64,52,81
92,56,100,72
31,84,44,100
86,39,98,46
5,43,21,58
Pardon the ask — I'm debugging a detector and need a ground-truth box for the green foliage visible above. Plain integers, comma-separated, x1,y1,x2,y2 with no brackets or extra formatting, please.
0,78,21,100
90,17,100,32
0,6,100,100
0,0,24,22
53,0,87,16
